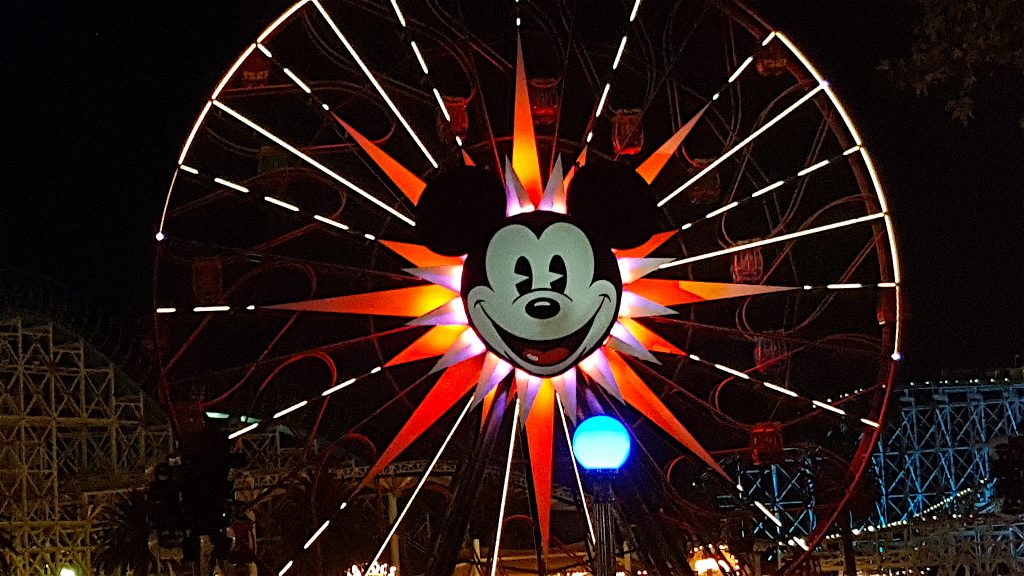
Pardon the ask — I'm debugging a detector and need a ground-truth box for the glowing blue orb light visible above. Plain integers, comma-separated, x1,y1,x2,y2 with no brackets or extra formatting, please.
572,415,631,470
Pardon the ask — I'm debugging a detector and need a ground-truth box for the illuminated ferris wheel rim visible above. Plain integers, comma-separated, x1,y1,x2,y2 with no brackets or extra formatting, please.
158,0,902,349
152,1,905,574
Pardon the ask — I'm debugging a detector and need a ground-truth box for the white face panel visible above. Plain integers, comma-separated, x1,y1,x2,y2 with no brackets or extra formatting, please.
466,222,618,376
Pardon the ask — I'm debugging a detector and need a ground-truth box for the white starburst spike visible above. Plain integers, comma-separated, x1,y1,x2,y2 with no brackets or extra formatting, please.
404,265,463,292
617,258,675,284
552,369,578,424
431,329,486,373
504,157,534,216
538,156,567,213
408,298,467,326
515,370,544,418
473,353,514,406
578,349,622,401
619,290,678,318
608,322,659,364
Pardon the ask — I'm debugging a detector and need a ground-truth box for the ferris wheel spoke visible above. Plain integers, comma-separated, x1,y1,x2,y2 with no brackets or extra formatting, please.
659,212,885,270
210,100,416,226
668,145,861,233
658,82,828,208
310,0,438,168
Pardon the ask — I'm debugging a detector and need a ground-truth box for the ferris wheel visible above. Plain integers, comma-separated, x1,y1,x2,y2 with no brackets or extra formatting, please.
153,0,904,574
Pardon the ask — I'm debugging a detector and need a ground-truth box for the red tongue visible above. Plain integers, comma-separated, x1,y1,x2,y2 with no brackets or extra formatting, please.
524,347,570,366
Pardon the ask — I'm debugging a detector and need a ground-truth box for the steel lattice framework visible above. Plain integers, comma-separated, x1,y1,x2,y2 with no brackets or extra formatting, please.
0,317,173,575
872,379,1024,525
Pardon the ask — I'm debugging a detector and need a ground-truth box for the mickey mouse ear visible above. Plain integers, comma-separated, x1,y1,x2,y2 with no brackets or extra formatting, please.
567,163,658,249
415,166,507,256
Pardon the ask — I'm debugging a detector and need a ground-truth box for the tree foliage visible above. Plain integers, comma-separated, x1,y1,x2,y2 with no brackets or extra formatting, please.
878,0,1024,127
92,490,156,576
0,525,17,574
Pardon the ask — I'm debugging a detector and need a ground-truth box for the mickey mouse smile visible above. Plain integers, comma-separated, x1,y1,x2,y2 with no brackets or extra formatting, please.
473,294,612,369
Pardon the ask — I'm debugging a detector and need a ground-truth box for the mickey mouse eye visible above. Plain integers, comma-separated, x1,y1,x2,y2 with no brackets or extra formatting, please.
514,256,532,296
549,255,567,293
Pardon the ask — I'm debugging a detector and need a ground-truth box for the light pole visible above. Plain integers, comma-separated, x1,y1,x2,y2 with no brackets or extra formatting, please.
572,415,632,576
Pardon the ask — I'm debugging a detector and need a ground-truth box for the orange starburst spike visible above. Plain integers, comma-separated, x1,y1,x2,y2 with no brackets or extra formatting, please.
266,285,458,317
563,146,587,191
334,116,427,204
385,325,468,367
512,36,544,206
614,230,677,259
604,350,730,480
635,103,709,185
617,318,685,356
626,279,794,307
524,380,555,552
358,355,486,491
380,240,464,267
462,149,476,166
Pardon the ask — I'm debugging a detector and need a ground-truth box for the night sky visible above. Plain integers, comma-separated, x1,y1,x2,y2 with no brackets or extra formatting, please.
3,1,1022,379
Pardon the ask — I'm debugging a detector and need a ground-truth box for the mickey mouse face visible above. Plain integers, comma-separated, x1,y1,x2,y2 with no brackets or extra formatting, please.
415,163,657,377
465,215,620,376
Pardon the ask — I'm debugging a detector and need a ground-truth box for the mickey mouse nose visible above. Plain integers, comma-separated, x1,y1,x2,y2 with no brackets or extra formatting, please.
525,297,560,319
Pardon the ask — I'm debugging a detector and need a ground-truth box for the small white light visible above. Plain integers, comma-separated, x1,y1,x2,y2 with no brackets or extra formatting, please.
246,304,255,311
264,196,300,212
389,0,406,26
812,400,846,415
274,400,308,419
314,214,350,230
257,43,273,58
712,92,720,101
282,68,312,94
586,131,594,143
321,103,330,111
455,136,463,146
878,282,897,288
322,377,357,396
803,285,813,290
155,232,166,241
156,307,177,314
681,223,693,230
727,56,753,84
433,88,450,122
860,418,880,428
410,41,429,74
754,501,783,527
278,561,294,576
193,305,231,313
705,201,739,219
827,283,863,289
797,159,830,177
214,177,249,193
339,501,348,510
762,31,777,46
304,519,331,549
179,164,199,175
843,145,861,156
714,363,750,379
689,354,701,362
891,351,903,361
596,83,611,117
228,422,259,440
629,0,642,21
370,366,382,374
763,382,799,398
751,180,784,198
364,233,376,241
612,36,628,70
516,17,521,27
